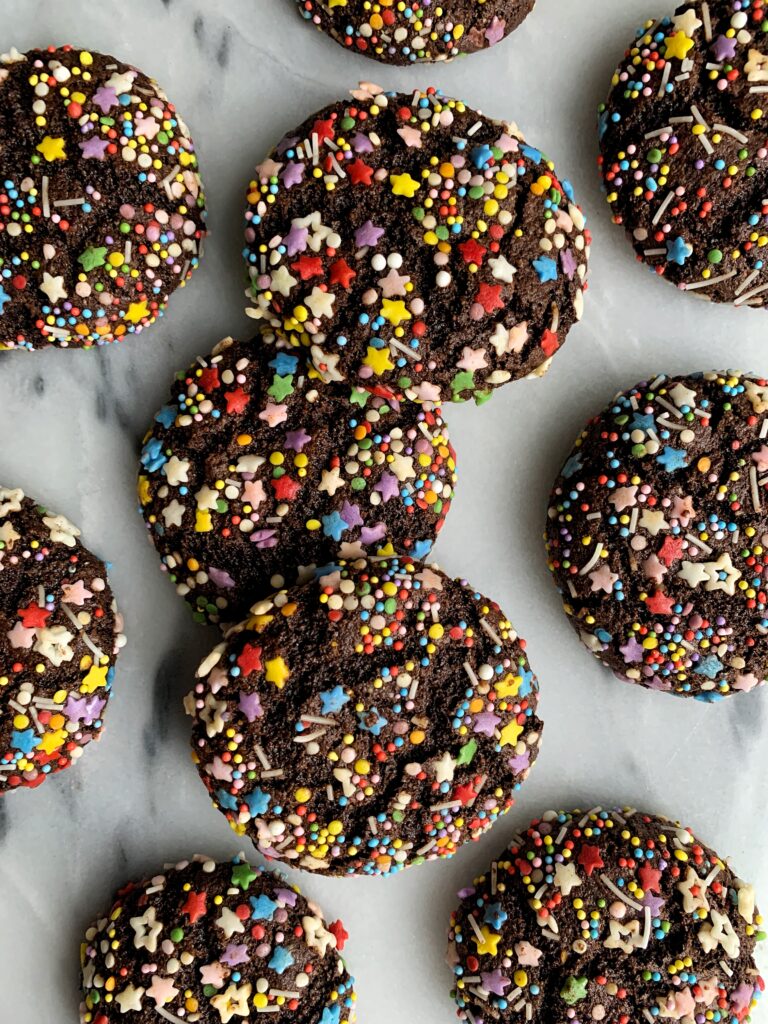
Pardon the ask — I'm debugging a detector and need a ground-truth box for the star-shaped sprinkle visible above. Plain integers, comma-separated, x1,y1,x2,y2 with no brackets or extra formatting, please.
666,236,693,266
578,844,604,877
664,30,695,60
473,925,501,956
36,135,66,161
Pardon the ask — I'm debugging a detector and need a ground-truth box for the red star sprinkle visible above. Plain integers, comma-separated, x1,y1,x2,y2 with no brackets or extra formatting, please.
329,259,356,289
224,388,250,415
474,282,504,314
18,603,51,629
271,476,301,501
237,643,263,676
645,590,676,616
458,239,487,265
578,844,605,877
657,535,684,567
453,783,478,807
181,890,207,924
291,255,323,281
541,330,560,357
328,920,349,951
347,159,374,186
312,117,335,143
198,367,220,392
638,863,662,894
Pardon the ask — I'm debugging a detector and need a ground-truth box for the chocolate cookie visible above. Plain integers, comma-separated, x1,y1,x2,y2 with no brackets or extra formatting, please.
0,45,206,351
294,0,536,65
79,854,356,1023
544,371,768,701
0,486,125,791
186,556,543,877
599,1,768,306
139,336,456,625
243,85,589,405
448,807,765,1024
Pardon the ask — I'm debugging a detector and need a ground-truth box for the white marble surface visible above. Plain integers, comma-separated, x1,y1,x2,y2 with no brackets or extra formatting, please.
1,0,768,1019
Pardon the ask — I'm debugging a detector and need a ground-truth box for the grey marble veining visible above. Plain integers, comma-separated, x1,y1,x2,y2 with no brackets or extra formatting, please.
1,0,768,1019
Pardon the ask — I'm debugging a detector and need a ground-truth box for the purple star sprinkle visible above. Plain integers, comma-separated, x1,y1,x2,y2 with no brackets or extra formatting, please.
354,220,385,248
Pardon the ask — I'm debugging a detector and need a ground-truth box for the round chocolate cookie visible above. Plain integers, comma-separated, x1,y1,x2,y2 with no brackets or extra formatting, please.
448,807,765,1024
139,336,456,626
243,85,589,405
186,556,543,877
79,853,356,1023
294,0,536,65
544,371,768,702
0,486,125,791
0,45,206,351
599,2,768,306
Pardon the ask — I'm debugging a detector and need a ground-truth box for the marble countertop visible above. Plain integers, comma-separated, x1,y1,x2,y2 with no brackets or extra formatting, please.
2,0,768,1019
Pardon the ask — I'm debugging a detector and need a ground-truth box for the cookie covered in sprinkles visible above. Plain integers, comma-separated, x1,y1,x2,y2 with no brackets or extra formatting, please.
545,371,768,701
186,556,543,877
138,336,456,626
0,45,206,351
79,854,356,1023
0,486,125,791
294,0,536,65
599,1,768,307
448,806,765,1024
244,85,589,405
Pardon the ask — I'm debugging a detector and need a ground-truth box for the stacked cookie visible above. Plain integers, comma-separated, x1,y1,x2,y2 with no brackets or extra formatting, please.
137,78,593,884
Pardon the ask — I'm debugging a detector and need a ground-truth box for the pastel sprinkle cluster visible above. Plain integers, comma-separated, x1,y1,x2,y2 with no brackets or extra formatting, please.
0,486,125,790
187,556,542,876
599,1,768,306
449,808,765,1023
244,85,589,405
0,45,206,350
80,855,356,1023
546,372,768,700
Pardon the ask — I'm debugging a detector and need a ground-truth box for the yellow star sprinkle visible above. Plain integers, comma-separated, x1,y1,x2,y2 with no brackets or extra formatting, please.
474,926,501,956
36,136,67,161
81,663,109,694
664,31,694,60
363,345,395,375
380,299,411,326
495,674,522,698
125,300,150,324
38,729,68,755
265,657,289,689
499,719,524,748
390,172,421,198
